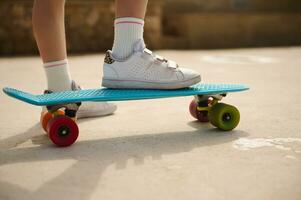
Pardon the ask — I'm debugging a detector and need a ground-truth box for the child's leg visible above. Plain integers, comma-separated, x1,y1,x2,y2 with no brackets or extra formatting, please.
33,0,71,92
115,0,148,19
102,0,200,89
32,0,116,117
32,0,67,62
111,0,147,60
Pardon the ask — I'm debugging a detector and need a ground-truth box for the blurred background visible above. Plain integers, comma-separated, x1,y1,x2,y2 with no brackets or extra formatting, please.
0,0,301,55
1,2,301,199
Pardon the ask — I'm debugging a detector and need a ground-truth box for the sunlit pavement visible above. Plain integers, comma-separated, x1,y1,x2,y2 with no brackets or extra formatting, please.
0,47,300,200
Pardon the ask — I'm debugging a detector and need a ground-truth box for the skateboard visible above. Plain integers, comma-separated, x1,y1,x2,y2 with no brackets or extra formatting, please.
3,83,249,147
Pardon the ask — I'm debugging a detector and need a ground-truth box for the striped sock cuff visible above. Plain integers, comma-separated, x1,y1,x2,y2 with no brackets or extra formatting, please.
114,17,144,26
43,59,68,68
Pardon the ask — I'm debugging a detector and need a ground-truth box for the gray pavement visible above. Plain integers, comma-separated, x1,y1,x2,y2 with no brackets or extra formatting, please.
0,47,300,200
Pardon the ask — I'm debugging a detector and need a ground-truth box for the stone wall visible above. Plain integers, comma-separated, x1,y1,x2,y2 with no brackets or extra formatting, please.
163,0,301,49
0,1,36,55
0,0,163,55
0,0,301,55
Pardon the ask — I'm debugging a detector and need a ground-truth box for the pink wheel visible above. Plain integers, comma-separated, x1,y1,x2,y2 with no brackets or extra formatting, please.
189,99,198,119
196,110,209,122
47,116,79,147
189,99,210,123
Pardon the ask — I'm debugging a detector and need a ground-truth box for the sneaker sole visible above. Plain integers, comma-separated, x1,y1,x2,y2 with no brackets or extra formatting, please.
76,104,117,119
102,76,201,89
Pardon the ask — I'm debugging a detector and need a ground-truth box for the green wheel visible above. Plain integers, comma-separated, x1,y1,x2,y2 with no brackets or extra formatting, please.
208,103,240,131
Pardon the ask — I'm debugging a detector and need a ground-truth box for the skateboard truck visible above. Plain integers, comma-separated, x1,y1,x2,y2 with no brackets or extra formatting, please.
46,102,81,118
190,93,228,122
44,89,81,118
195,93,227,102
194,93,226,109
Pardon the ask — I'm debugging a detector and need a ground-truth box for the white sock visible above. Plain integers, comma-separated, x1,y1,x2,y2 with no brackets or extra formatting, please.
112,17,144,60
43,59,72,92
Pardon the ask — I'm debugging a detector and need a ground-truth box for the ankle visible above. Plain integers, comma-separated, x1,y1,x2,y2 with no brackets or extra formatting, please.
111,17,145,60
43,59,72,92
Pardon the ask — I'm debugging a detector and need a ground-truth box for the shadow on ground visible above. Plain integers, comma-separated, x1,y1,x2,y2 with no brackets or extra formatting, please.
0,120,249,200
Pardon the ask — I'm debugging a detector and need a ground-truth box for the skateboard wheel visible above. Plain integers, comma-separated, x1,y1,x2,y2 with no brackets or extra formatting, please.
47,115,78,147
189,99,198,119
208,103,240,131
40,110,64,132
189,99,210,122
196,111,209,122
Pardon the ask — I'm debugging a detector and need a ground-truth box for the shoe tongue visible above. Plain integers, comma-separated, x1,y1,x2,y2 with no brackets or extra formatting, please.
133,39,146,52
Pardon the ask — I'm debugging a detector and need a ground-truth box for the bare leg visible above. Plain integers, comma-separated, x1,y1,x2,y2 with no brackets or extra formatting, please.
115,0,148,19
32,0,117,117
32,0,72,92
32,0,66,62
111,0,148,60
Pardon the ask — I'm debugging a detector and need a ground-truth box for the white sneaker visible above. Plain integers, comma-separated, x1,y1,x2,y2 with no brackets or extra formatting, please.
76,101,117,119
42,81,117,119
102,40,201,89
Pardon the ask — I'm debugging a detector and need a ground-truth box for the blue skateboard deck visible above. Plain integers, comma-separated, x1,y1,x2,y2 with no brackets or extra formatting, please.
3,83,249,106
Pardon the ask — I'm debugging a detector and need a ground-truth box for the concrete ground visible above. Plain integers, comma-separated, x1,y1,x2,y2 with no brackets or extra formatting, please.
0,47,300,200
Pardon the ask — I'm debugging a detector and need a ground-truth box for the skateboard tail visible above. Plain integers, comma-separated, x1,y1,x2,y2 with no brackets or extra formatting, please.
3,87,42,106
